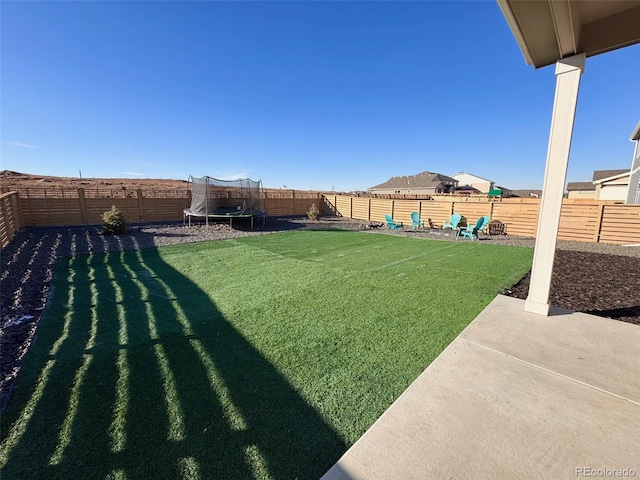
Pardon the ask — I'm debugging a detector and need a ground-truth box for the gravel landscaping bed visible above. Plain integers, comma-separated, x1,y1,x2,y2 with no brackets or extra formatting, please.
1,217,638,411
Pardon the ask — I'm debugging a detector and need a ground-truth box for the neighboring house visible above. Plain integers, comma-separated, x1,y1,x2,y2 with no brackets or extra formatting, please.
627,121,640,204
368,171,458,195
453,185,481,195
510,189,542,198
566,182,595,199
566,168,630,201
451,172,495,193
593,170,630,201
495,185,513,197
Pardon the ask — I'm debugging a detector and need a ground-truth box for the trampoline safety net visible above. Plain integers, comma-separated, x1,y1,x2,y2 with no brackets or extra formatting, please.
184,175,265,227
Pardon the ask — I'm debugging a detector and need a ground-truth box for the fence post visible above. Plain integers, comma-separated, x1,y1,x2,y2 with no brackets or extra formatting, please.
291,190,295,215
368,198,371,221
137,189,145,222
593,203,605,243
350,196,353,218
78,188,88,224
0,193,22,249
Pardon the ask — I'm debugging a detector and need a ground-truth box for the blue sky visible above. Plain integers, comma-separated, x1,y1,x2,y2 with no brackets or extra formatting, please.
2,1,638,191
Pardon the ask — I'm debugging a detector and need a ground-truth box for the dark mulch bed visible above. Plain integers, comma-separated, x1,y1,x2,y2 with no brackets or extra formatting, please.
505,250,640,325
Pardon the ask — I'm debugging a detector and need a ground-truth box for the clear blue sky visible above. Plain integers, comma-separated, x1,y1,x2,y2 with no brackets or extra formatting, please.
2,1,638,191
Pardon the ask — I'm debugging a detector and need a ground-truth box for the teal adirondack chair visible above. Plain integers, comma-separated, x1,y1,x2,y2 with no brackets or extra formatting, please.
385,214,404,232
410,212,425,230
442,213,462,230
458,216,490,241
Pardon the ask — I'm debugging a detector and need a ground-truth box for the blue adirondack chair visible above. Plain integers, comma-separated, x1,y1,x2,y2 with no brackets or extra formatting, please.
458,216,490,241
442,213,462,230
410,212,425,230
385,214,404,232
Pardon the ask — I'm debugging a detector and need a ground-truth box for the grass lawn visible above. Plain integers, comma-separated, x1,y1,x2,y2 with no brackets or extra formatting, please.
0,230,533,479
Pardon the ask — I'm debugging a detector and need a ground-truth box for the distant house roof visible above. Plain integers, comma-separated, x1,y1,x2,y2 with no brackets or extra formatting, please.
593,170,630,184
566,182,595,191
369,171,457,190
592,169,629,182
510,189,543,198
451,172,493,183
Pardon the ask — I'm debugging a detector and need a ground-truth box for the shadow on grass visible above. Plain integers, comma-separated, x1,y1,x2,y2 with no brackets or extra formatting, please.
1,244,346,479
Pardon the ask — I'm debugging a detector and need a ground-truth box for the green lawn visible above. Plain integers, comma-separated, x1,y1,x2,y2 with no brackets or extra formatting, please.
0,230,533,479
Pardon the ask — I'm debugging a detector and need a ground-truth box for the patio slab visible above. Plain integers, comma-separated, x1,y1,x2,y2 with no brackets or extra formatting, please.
322,295,640,480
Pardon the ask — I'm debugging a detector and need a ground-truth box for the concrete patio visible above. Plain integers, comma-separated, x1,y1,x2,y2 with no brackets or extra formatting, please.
322,294,640,479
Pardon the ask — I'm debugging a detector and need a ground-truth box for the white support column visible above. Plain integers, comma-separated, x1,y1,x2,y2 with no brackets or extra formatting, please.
525,53,585,316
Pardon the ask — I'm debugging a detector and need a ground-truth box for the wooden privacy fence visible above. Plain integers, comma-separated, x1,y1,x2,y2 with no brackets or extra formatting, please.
261,191,328,217
325,195,640,245
4,189,331,230
4,189,639,247
18,189,188,227
0,192,25,249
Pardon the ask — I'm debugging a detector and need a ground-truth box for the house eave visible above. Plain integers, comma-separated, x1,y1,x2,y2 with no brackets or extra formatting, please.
498,0,640,69
592,171,630,185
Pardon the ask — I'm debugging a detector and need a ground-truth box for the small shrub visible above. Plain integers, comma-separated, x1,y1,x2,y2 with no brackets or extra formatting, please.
102,205,128,235
307,204,320,221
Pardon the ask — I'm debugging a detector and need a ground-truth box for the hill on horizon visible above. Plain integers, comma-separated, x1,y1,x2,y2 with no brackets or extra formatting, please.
0,171,328,194
0,170,190,192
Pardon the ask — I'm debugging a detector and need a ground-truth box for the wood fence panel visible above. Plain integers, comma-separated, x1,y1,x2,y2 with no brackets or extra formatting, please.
335,196,353,218
0,192,24,249
419,201,452,227
20,198,84,226
85,198,140,224
0,211,8,249
369,198,394,223
264,198,295,216
598,205,640,244
351,198,370,220
293,198,319,216
391,200,421,225
558,204,600,242
0,196,10,248
10,194,22,233
564,198,618,204
452,202,492,226
322,195,338,216
490,201,540,237
142,198,187,222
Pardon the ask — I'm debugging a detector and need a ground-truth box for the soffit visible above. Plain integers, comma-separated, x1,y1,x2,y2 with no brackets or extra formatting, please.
498,0,640,68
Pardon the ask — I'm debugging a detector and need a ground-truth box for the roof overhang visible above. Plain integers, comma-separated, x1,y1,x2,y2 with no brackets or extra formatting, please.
631,121,640,141
498,0,640,68
593,171,631,184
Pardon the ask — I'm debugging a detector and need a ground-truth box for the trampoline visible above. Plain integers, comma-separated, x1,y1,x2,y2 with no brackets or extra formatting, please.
183,175,266,229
